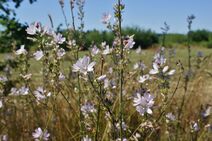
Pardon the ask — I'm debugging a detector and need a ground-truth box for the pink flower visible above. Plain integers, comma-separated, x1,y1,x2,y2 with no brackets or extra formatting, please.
32,127,50,141
26,22,41,35
72,56,96,75
15,45,27,55
101,13,111,24
33,50,44,60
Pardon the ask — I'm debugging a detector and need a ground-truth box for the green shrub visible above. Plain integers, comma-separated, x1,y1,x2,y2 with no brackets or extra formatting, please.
85,30,103,47
165,33,187,44
206,40,212,48
123,26,159,49
190,29,210,42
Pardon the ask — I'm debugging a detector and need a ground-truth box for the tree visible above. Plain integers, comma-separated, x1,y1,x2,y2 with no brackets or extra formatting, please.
190,29,210,42
0,0,37,52
0,0,37,15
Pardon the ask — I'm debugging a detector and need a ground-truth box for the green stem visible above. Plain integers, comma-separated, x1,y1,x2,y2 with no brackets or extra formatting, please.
95,56,104,141
70,0,76,32
77,72,83,139
117,0,124,139
88,75,117,135
187,31,192,73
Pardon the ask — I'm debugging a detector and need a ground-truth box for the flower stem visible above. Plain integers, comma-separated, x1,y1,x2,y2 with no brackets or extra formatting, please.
117,0,124,140
95,56,104,141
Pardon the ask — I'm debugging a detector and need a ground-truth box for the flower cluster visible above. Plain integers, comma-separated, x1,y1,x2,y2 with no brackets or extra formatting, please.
81,102,96,118
133,90,155,116
32,127,50,141
33,87,51,101
10,86,29,96
72,56,96,75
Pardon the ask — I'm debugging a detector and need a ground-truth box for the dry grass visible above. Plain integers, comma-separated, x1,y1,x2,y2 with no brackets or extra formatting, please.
0,46,212,140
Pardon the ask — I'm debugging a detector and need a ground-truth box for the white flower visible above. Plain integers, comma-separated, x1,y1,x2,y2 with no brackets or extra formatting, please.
108,67,113,74
116,122,127,131
81,102,96,118
32,127,50,141
133,63,139,70
82,135,92,141
0,100,3,108
57,48,66,59
149,64,175,76
135,133,141,138
201,106,211,118
102,45,112,55
101,13,111,24
26,22,41,35
133,62,146,70
18,86,29,95
10,87,19,96
153,53,166,66
33,50,44,60
116,138,127,141
97,75,107,82
15,45,27,55
205,124,212,131
136,47,142,54
33,87,51,101
72,56,96,75
133,91,154,116
162,66,176,76
0,135,8,141
110,80,117,89
0,76,8,82
166,113,176,121
67,40,76,47
162,66,169,73
53,33,66,44
191,122,199,132
101,41,107,47
104,78,109,89
91,45,100,56
42,26,54,35
59,72,65,81
124,35,135,49
10,87,29,96
104,79,116,89
149,63,159,74
167,69,176,76
138,74,150,83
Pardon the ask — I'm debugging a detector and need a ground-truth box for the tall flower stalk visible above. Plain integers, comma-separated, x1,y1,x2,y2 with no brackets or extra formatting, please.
94,55,104,141
71,1,86,139
176,15,195,140
115,0,125,139
70,0,76,32
59,0,69,29
161,22,170,47
187,15,195,75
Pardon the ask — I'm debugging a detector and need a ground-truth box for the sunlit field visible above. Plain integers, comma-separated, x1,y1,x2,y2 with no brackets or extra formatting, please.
0,0,212,141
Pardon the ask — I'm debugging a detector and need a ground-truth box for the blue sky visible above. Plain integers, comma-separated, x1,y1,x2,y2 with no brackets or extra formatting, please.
11,0,212,33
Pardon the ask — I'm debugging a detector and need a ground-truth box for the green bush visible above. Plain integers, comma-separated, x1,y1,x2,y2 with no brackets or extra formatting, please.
165,33,187,44
0,18,32,52
206,40,212,49
85,30,103,47
81,27,159,49
123,26,159,49
190,29,210,42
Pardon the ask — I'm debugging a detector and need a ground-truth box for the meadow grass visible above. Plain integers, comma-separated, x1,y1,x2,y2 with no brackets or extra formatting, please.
0,45,212,140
